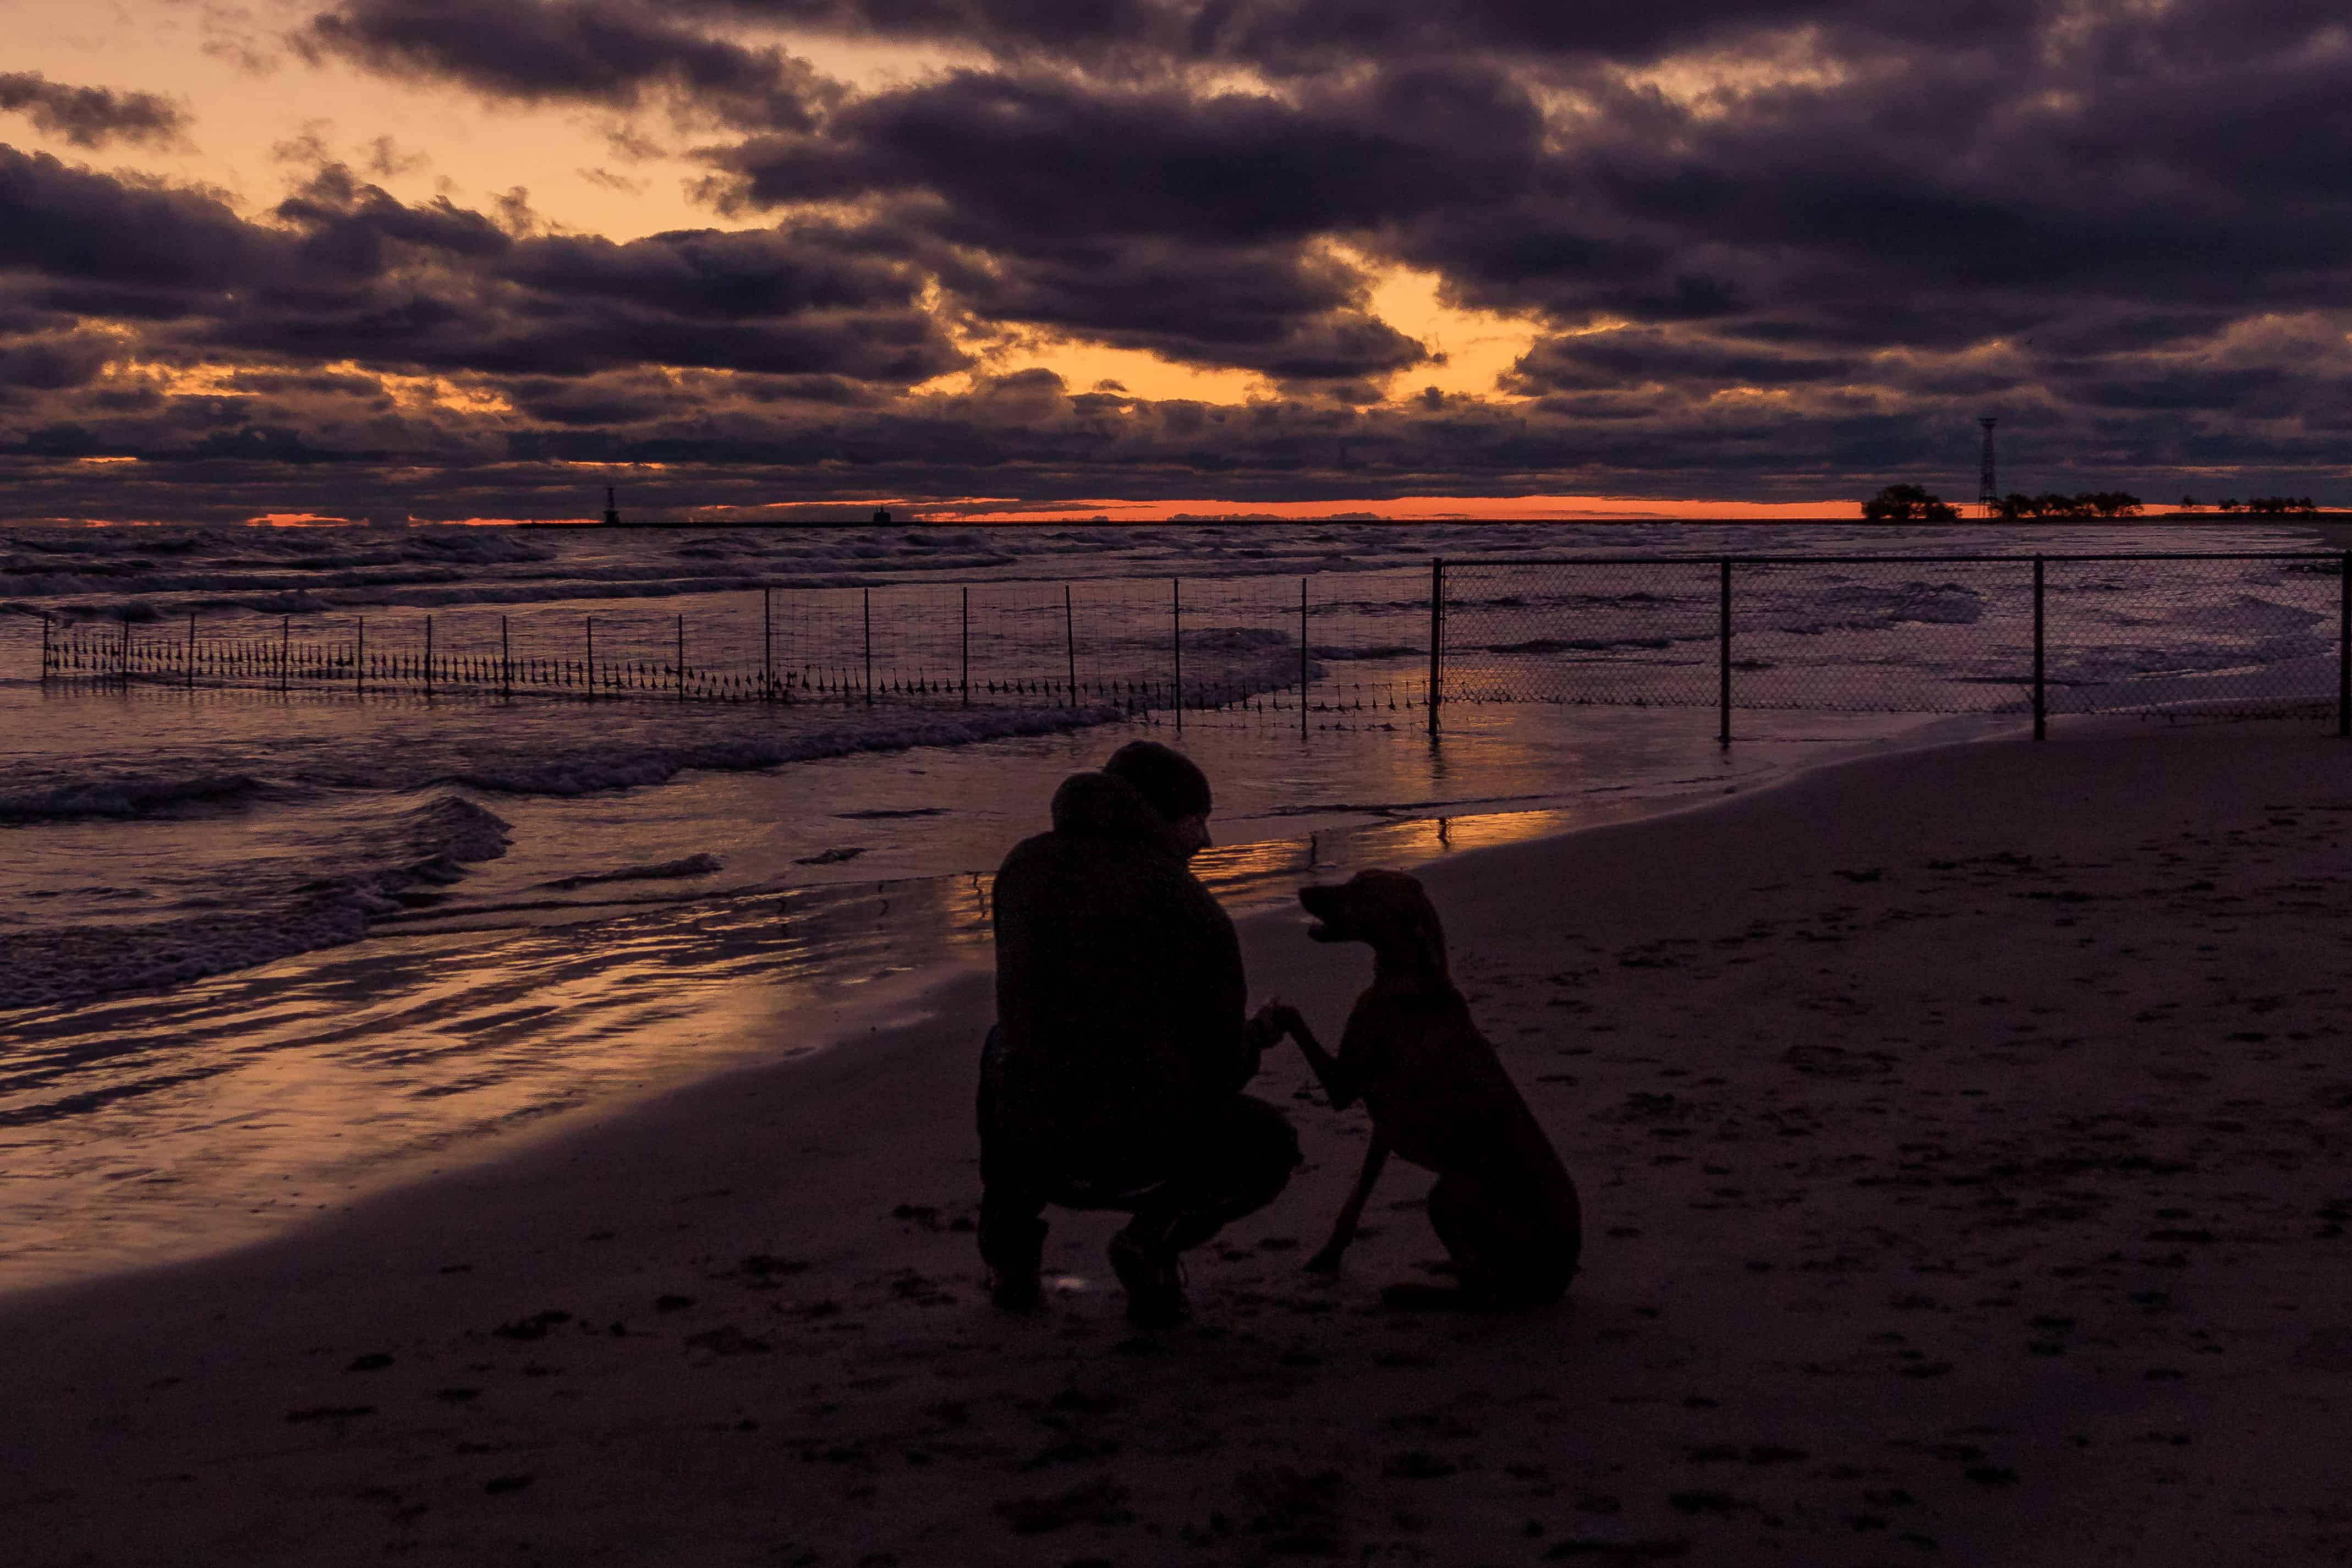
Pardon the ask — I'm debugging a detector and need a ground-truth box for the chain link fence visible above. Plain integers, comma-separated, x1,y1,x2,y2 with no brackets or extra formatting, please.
31,553,2352,733
1437,553,2351,731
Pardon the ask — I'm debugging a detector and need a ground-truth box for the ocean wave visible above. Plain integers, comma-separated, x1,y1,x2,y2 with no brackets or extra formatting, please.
1778,582,1986,635
4,520,2328,631
1482,636,1677,655
538,853,724,890
1309,642,1423,661
2053,632,2333,683
0,772,271,824
446,704,1125,797
0,793,510,1013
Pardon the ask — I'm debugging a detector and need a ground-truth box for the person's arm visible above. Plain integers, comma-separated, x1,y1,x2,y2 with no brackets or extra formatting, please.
1183,895,1255,1096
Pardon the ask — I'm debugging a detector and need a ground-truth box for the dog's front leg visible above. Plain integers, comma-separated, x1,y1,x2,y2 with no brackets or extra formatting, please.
1279,1009,1358,1110
1306,1132,1390,1274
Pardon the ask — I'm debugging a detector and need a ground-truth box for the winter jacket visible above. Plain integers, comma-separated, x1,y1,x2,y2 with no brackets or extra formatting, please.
987,769,1255,1176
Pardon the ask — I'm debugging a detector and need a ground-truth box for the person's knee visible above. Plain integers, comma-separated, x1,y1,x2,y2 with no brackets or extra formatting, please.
1227,1096,1302,1202
1231,1094,1302,1165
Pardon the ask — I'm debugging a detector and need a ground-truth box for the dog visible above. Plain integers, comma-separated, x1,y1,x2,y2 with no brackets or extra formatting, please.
1270,868,1581,1306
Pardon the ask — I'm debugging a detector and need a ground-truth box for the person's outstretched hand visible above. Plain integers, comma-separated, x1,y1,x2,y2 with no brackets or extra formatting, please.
1247,1000,1304,1049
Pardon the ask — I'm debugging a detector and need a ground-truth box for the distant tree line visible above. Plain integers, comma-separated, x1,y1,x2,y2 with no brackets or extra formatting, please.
1865,485,2321,522
2213,496,2319,514
1860,484,1959,520
1989,491,2143,519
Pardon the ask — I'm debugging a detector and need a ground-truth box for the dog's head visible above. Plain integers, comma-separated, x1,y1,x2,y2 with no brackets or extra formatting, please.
1297,868,1449,979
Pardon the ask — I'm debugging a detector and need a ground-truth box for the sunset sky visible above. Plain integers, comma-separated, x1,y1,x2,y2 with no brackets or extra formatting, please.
5,1,2349,523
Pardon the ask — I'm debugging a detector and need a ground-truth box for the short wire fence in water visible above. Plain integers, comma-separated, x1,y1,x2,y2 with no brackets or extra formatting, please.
30,571,1440,723
31,553,2352,737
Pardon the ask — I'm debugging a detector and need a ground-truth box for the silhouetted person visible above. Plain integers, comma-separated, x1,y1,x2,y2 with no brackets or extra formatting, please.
978,741,1296,1322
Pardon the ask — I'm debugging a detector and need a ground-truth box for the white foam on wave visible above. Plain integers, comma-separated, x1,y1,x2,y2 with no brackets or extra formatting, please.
1779,581,1986,635
0,705,1129,1010
0,794,513,1013
537,853,724,890
448,703,1124,798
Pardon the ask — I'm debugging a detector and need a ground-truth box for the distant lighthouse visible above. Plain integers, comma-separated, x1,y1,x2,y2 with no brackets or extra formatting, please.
602,485,622,527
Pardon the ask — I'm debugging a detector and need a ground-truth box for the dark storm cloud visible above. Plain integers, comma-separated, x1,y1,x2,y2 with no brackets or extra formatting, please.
0,72,191,150
0,147,267,297
946,235,1428,390
301,0,830,127
706,64,1539,385
0,332,112,394
1507,326,1857,394
672,0,2040,71
0,150,967,482
711,64,1539,239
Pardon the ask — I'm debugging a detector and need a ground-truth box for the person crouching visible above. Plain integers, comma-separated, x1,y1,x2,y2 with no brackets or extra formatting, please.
977,741,1296,1324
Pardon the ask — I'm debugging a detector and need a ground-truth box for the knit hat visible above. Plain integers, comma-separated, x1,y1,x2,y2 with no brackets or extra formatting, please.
1102,740,1213,822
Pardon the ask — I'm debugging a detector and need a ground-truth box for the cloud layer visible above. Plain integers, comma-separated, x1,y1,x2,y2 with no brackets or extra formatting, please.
6,3,2351,520
0,72,190,150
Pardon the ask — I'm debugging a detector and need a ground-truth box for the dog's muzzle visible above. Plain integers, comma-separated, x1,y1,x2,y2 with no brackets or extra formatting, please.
1296,885,1344,941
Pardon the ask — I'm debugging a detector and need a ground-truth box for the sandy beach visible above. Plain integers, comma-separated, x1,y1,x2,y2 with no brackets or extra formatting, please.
7,720,2352,1566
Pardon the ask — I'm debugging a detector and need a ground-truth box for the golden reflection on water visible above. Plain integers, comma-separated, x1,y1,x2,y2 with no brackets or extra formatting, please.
0,871,997,1291
1189,803,1585,912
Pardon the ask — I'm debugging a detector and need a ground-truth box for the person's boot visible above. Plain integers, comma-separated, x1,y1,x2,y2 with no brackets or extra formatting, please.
1107,1226,1188,1325
979,1210,1046,1311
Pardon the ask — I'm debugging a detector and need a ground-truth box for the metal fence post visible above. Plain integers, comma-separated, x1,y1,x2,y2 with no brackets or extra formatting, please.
2339,552,2349,738
1426,558,1444,736
281,615,290,695
763,588,774,703
40,613,50,683
424,615,434,698
501,615,511,699
960,586,970,706
1718,558,1732,746
2032,555,2046,741
1064,584,1077,707
585,615,594,700
1300,576,1309,736
186,611,195,692
676,613,685,703
356,616,364,697
863,589,873,706
120,617,128,688
1172,578,1182,729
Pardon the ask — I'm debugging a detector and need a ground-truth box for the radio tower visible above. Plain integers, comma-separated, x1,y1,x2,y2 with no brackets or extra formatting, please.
602,485,622,526
1977,417,1999,516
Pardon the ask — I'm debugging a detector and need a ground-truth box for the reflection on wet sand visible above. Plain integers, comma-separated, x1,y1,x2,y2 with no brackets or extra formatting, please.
0,868,995,1292
1189,801,1589,912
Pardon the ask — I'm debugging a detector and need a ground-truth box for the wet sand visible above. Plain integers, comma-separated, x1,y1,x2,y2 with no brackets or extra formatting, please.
6,720,2351,1566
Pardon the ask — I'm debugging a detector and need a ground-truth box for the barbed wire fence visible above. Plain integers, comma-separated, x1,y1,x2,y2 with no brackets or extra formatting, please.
30,553,2352,737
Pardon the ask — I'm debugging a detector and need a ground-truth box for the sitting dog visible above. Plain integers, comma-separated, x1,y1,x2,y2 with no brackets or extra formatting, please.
1270,868,1581,1306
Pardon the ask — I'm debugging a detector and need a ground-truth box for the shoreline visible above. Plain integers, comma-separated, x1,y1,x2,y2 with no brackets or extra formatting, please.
0,707,1993,1296
8,719,2352,1563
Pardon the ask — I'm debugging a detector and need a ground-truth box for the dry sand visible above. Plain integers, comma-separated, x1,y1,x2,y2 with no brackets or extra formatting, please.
7,720,2352,1567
